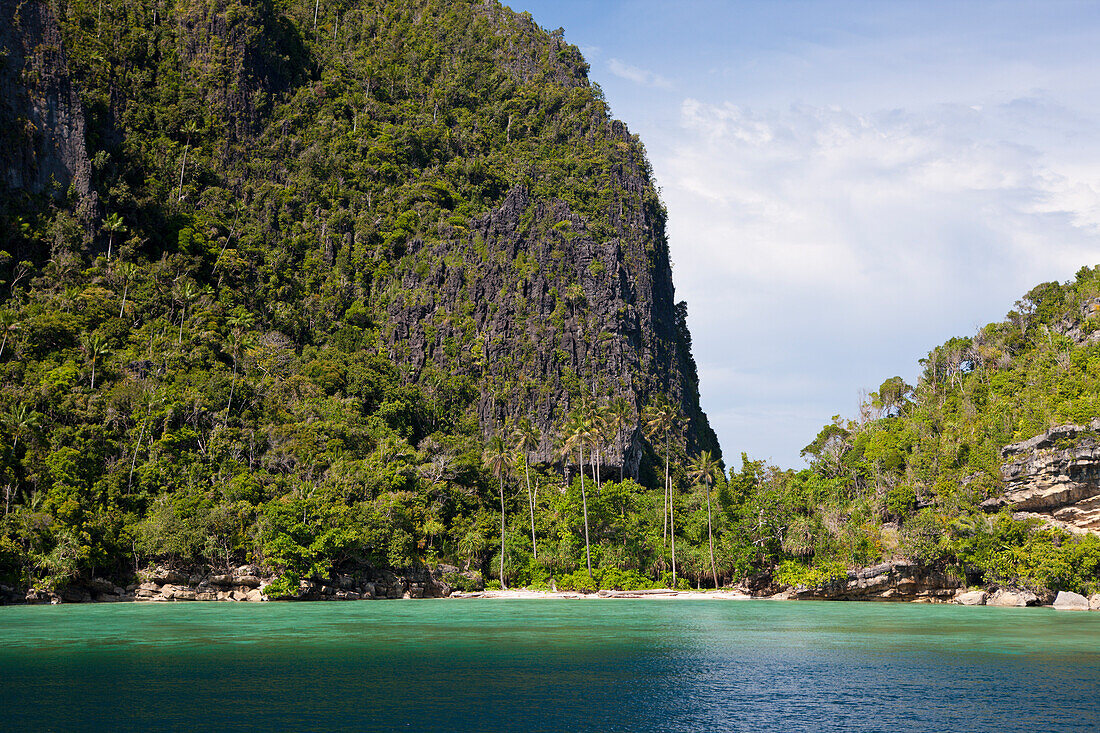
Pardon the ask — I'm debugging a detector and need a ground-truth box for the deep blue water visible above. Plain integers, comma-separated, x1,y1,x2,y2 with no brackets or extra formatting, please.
1,599,1098,731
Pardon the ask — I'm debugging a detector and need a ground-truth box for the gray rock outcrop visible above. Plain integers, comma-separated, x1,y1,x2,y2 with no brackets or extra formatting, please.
982,418,1100,534
785,560,960,601
0,0,94,214
954,589,987,606
986,588,1041,607
1052,590,1090,611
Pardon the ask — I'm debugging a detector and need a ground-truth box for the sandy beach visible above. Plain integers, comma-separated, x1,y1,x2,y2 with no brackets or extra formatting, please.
448,588,755,600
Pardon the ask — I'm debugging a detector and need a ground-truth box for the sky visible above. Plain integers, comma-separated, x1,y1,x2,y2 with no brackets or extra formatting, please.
509,0,1100,467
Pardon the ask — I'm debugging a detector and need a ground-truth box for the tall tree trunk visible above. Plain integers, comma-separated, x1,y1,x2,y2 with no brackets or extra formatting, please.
670,469,677,587
706,482,718,589
127,417,146,496
578,446,592,580
226,358,238,424
177,144,189,202
524,459,536,559
662,431,670,540
618,431,624,482
119,283,128,318
499,474,506,589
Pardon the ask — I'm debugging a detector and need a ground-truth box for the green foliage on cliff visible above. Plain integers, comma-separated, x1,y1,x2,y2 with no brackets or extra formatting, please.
724,266,1100,594
0,0,720,594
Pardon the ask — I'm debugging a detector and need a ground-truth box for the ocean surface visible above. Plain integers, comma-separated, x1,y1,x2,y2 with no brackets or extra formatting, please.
1,598,1098,732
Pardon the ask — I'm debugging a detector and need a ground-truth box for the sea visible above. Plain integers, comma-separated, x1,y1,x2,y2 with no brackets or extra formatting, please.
1,598,1098,731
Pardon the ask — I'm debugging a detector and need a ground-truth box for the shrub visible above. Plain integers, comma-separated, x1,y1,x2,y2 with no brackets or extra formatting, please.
555,570,597,593
773,560,847,589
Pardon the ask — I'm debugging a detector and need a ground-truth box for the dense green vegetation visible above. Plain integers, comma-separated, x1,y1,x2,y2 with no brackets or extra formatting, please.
738,267,1100,594
0,0,712,595
1,0,1097,598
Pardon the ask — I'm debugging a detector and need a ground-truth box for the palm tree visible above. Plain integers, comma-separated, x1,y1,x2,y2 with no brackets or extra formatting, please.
4,405,40,514
607,396,633,481
174,280,200,346
81,332,108,389
592,401,611,491
688,450,722,589
644,401,674,539
0,310,18,358
177,120,199,203
224,311,256,421
573,394,599,488
511,417,540,560
101,213,126,261
483,434,510,589
645,400,678,586
561,411,593,580
114,261,137,318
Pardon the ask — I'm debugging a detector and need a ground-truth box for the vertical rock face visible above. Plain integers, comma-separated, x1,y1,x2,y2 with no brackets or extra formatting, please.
982,418,1100,534
3,0,719,472
388,167,717,471
0,0,93,213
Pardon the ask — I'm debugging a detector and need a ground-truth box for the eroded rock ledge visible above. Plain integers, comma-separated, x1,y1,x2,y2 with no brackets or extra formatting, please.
981,418,1100,534
0,564,469,605
769,560,960,602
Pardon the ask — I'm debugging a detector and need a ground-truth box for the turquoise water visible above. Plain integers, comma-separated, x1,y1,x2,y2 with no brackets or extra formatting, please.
1,599,1099,732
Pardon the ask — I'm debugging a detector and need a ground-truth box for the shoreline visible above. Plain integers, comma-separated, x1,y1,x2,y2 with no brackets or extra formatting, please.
449,589,757,600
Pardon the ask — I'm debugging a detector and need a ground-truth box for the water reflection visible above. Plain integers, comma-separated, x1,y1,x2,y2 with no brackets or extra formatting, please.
1,600,1098,731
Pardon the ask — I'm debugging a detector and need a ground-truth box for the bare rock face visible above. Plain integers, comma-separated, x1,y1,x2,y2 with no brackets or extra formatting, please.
788,560,960,601
0,0,94,213
387,181,719,472
982,418,1100,534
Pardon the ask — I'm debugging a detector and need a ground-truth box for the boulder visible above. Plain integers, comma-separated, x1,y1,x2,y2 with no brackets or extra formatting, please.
59,586,90,603
987,588,1040,607
25,589,58,604
1089,594,1100,611
954,590,987,606
244,589,264,602
195,592,218,602
85,577,117,595
1053,591,1090,610
150,567,188,585
230,590,248,602
172,588,196,601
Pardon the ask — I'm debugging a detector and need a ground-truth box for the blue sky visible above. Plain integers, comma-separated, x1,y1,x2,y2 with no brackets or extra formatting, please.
509,1,1100,466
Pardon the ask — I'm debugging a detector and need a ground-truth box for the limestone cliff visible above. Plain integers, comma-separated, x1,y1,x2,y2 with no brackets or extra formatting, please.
0,0,93,214
981,418,1100,534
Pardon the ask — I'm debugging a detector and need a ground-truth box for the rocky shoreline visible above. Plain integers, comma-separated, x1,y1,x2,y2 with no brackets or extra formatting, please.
0,564,458,605
2,559,1098,609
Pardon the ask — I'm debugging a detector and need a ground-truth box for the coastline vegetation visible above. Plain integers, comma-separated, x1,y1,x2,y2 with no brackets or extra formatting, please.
0,0,1098,600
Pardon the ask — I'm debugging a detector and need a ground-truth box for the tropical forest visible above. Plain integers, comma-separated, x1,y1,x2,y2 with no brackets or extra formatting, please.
1,0,1099,605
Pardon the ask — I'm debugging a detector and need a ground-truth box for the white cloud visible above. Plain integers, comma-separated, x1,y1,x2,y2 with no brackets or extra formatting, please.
607,58,673,90
656,96,1100,465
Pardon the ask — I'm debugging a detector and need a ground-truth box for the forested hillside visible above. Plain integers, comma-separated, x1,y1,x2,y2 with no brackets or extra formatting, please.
1,0,1097,600
727,268,1100,595
0,0,718,595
